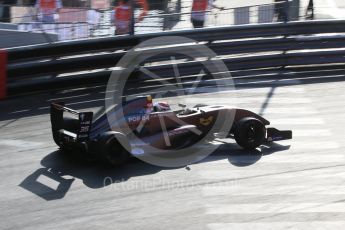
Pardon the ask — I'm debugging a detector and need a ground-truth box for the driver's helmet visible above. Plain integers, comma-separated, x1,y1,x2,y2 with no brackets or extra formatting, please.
153,102,171,112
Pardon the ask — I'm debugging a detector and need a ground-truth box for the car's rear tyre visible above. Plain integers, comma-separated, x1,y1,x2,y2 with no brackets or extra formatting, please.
234,117,266,150
99,132,131,166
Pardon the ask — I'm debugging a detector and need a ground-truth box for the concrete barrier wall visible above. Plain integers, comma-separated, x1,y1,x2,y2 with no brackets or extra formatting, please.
0,22,18,30
0,29,58,48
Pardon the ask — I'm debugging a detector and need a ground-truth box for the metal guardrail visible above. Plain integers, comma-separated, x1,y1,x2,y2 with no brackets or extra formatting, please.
7,35,345,78
8,20,345,62
2,19,345,98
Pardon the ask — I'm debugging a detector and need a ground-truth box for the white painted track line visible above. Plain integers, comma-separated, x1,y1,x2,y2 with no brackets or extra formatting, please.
206,203,345,214
203,185,345,196
208,222,345,230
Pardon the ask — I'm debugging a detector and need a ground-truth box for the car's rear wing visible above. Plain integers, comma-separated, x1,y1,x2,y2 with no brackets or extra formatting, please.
50,102,93,142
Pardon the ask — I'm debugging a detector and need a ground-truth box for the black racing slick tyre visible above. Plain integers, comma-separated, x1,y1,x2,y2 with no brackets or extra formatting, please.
234,117,266,150
99,132,131,167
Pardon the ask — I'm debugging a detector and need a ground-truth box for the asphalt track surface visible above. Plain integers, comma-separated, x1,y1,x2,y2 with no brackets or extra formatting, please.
2,1,345,229
1,66,345,230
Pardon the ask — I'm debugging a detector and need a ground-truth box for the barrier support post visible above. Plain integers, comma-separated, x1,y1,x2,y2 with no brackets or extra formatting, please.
0,50,7,100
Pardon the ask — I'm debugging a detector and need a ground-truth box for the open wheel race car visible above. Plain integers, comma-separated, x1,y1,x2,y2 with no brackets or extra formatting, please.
50,96,292,166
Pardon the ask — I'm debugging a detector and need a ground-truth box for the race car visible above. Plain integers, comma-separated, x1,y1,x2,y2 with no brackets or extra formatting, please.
50,96,292,166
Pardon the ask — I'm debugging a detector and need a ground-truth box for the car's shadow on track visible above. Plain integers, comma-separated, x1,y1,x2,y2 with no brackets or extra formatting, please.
20,142,290,201
201,141,290,167
20,151,164,201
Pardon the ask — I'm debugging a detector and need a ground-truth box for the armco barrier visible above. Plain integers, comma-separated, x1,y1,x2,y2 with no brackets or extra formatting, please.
7,36,345,78
4,20,345,96
7,20,345,62
0,50,7,100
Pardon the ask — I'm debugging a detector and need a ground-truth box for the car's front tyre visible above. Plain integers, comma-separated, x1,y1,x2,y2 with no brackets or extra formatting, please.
234,117,266,150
